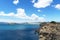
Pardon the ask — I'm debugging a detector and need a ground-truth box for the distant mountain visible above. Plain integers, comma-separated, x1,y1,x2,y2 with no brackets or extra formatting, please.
0,22,40,25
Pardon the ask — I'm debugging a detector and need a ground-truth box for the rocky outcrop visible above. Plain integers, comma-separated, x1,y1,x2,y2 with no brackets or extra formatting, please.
36,22,60,40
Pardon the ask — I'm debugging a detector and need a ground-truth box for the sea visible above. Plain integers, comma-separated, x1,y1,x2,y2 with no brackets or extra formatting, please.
0,23,40,40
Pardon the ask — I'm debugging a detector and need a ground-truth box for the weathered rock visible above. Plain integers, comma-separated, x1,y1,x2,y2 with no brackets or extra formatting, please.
36,22,60,40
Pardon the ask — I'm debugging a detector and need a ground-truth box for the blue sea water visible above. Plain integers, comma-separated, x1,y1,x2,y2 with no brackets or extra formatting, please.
0,23,39,40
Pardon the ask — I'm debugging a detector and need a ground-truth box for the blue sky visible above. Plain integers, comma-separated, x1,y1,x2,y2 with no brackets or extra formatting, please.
0,0,60,23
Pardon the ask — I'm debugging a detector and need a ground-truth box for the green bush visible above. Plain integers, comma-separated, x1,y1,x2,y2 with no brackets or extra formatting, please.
50,21,56,24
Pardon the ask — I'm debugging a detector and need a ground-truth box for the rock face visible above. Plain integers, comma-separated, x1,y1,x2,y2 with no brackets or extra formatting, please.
36,22,60,40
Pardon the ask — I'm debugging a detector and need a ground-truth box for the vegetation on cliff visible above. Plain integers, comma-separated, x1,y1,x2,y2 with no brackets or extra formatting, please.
50,21,56,24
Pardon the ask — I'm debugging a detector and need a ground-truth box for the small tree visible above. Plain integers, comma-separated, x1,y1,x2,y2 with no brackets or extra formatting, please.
50,21,56,24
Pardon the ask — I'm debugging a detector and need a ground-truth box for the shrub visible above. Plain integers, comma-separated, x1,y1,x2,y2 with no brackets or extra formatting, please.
50,21,56,24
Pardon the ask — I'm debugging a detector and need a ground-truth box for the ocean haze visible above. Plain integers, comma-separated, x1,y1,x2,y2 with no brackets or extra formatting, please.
0,22,39,30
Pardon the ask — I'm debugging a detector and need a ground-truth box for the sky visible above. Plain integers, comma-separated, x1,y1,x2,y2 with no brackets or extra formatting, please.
0,0,60,23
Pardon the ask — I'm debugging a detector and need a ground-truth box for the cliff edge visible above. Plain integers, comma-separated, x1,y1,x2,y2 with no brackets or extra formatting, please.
36,21,60,40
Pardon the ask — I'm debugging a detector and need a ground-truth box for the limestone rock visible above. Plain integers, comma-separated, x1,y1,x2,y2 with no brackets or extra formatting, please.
36,22,60,40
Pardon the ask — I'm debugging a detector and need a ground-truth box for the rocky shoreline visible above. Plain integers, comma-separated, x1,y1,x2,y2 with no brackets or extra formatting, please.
36,21,60,40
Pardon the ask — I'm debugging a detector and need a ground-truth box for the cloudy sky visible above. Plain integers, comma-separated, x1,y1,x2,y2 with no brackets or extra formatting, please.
0,0,60,23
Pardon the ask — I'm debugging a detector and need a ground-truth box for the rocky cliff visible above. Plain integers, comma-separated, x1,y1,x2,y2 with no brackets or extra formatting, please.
36,22,60,40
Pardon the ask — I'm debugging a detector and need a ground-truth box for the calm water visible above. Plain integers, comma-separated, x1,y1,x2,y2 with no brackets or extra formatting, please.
0,23,39,40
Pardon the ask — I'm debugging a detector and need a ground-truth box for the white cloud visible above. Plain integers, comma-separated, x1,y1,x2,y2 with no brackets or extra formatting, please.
31,14,45,22
31,0,36,3
15,8,27,18
55,4,60,9
0,8,46,23
37,10,41,12
13,0,19,5
32,0,53,8
0,11,15,16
